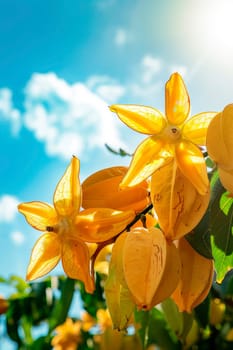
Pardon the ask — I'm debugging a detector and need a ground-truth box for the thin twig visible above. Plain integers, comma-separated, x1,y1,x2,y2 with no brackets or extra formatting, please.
90,203,153,277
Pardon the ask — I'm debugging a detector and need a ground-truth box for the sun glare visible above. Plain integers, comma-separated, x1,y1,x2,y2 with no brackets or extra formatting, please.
199,0,233,55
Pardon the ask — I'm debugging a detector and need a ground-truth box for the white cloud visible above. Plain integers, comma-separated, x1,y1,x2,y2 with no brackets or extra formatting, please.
121,55,163,104
86,75,126,103
129,82,162,102
20,61,188,160
11,231,25,245
86,56,163,105
114,28,128,47
0,195,20,222
23,73,125,160
0,89,21,134
141,55,162,83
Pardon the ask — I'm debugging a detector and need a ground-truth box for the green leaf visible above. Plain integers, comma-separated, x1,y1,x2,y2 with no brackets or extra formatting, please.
210,179,233,282
0,276,7,283
162,298,193,342
226,272,233,296
194,293,210,328
80,273,105,317
6,299,23,345
105,144,132,157
9,275,31,297
29,336,52,350
49,277,75,331
185,209,212,259
134,309,150,348
147,307,181,349
206,157,215,169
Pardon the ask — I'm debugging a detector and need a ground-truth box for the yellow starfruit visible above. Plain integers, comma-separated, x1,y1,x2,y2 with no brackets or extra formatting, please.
206,105,233,193
171,237,214,313
18,156,135,293
150,160,210,240
132,213,157,229
121,334,143,350
149,238,181,308
122,227,180,310
74,208,135,243
218,168,233,194
206,104,233,171
105,233,135,331
82,166,150,212
110,72,216,195
96,328,124,350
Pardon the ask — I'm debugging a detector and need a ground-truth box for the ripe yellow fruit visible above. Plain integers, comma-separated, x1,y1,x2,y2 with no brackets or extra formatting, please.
151,161,210,240
121,334,143,350
149,240,181,308
82,166,150,212
218,168,233,194
123,227,180,310
97,328,125,350
206,104,233,171
105,233,135,331
171,238,214,313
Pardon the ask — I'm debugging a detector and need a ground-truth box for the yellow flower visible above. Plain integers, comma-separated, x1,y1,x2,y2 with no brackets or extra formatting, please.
96,309,113,332
51,318,82,350
110,72,216,195
18,156,135,293
80,311,96,332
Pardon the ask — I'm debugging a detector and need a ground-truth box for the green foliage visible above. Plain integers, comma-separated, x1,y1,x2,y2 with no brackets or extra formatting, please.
210,178,233,282
104,144,132,157
80,273,106,317
147,308,181,350
162,298,193,343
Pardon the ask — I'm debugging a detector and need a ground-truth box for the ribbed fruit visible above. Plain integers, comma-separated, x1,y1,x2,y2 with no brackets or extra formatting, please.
171,238,214,313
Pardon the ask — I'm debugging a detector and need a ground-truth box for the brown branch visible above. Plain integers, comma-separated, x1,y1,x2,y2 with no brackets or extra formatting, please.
90,203,153,277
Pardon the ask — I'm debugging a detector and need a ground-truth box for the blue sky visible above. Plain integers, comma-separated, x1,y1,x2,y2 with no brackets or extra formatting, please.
1,0,233,297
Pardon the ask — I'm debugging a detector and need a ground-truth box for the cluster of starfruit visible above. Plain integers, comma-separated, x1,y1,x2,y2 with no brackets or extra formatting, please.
104,73,217,330
18,72,233,332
